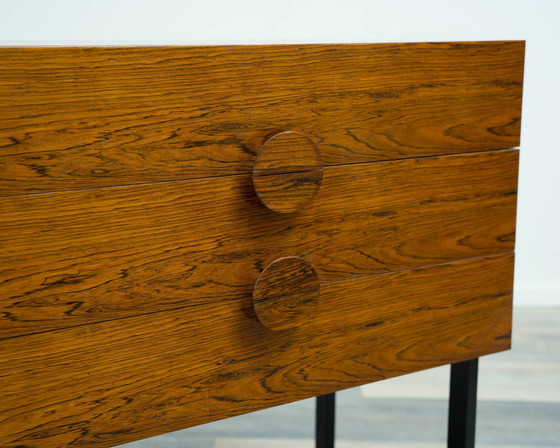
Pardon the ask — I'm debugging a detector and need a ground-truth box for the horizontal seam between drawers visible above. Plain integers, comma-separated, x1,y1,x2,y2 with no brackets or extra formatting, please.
0,147,519,199
0,251,514,343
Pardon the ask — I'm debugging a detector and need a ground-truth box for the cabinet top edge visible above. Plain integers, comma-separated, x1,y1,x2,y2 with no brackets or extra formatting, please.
0,40,526,50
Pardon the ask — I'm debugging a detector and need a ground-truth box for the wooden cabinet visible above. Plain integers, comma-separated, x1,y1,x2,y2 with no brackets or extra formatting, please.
0,42,525,447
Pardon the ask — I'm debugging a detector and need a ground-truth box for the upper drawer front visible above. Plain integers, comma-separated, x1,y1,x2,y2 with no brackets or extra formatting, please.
0,42,524,195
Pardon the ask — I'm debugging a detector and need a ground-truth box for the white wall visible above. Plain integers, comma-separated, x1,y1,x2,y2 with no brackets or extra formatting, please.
1,0,558,306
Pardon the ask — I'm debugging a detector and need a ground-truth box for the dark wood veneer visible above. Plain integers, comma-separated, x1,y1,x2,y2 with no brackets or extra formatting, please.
0,41,524,448
0,42,523,196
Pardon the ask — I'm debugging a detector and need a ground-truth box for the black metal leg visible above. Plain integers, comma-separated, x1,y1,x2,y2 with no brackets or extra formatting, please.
316,393,335,448
448,358,479,448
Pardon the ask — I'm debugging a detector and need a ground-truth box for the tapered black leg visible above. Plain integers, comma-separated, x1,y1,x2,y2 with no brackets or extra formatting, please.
448,358,479,448
316,393,335,448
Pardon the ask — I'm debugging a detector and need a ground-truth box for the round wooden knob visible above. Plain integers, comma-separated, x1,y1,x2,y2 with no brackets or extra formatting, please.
252,257,320,331
252,131,323,213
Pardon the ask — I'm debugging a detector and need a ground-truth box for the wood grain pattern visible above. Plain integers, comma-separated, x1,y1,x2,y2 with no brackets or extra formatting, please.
0,149,518,339
252,131,323,213
253,257,320,331
0,42,523,448
0,253,514,448
0,42,524,196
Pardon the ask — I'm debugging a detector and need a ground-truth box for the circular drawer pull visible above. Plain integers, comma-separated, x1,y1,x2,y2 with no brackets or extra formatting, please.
252,131,323,213
252,257,320,331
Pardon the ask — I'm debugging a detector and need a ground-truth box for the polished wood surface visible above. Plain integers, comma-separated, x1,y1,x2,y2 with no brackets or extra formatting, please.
252,131,323,213
0,42,523,448
0,149,518,338
253,256,320,331
0,42,523,196
0,254,513,448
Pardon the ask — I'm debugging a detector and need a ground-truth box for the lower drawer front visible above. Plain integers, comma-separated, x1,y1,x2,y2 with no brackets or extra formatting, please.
0,150,517,447
0,254,512,448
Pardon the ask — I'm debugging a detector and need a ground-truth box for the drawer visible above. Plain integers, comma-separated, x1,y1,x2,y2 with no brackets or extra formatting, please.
0,42,524,448
0,42,523,196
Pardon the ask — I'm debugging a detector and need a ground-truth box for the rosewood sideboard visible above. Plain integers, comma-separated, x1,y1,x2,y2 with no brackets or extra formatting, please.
0,42,525,447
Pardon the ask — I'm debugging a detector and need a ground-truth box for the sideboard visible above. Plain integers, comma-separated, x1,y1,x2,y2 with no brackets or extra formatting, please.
0,41,524,447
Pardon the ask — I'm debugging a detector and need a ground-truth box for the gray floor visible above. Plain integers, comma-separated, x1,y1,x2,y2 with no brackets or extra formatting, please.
119,308,560,448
